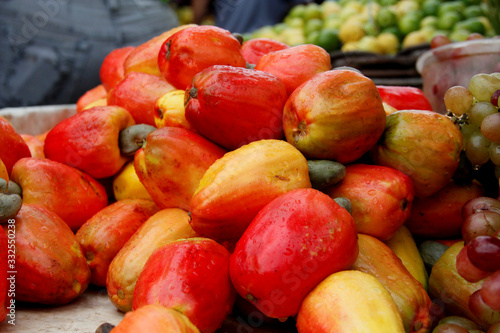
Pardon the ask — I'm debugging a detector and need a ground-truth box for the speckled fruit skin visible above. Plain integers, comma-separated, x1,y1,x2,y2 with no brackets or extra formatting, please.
10,157,108,232
324,163,415,241
0,116,31,175
133,238,235,333
254,44,332,96
76,199,159,286
158,25,246,90
43,105,136,179
371,109,463,198
111,304,200,333
134,127,226,211
184,65,288,151
229,188,358,319
2,204,91,305
282,69,386,164
106,208,198,313
188,139,311,242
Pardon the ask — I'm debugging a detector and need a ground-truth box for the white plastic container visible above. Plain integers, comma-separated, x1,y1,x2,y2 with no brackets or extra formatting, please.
416,39,500,114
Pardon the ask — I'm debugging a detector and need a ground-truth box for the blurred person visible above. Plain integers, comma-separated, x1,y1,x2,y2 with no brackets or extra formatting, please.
0,0,179,108
191,0,318,34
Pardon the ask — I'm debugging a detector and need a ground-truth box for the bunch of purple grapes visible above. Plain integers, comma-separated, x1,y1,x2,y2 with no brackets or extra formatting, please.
456,197,500,317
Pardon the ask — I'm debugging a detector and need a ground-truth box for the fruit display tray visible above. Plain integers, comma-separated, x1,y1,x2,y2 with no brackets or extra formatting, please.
330,43,430,88
0,105,301,333
0,105,125,332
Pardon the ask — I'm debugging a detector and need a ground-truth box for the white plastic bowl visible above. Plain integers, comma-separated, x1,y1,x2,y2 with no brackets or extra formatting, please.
416,39,500,114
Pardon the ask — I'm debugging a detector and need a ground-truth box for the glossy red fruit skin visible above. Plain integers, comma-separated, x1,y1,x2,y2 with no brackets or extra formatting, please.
100,46,135,92
107,72,175,126
2,204,91,305
0,116,31,175
158,25,247,90
456,244,490,283
254,44,332,96
229,188,359,319
481,270,500,311
184,65,288,151
467,236,500,272
240,38,289,65
43,105,136,179
10,158,108,232
324,163,415,241
132,237,235,333
376,85,433,111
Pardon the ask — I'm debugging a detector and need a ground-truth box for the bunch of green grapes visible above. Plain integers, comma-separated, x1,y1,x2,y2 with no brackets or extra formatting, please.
444,73,500,179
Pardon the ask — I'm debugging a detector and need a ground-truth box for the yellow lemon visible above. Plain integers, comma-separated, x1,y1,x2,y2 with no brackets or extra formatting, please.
402,29,430,49
339,20,365,43
376,32,400,54
341,40,359,52
356,35,384,54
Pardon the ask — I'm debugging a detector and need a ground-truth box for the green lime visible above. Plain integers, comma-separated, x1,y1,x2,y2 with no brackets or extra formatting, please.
422,0,441,16
284,17,304,28
463,5,483,19
461,0,481,6
449,29,471,41
377,0,398,6
323,15,342,30
304,18,324,36
303,3,323,21
306,30,320,44
376,8,398,29
382,26,403,40
438,1,465,18
364,20,380,36
315,28,341,52
287,4,306,19
456,17,486,34
420,15,438,29
398,12,422,35
273,22,288,34
437,11,462,31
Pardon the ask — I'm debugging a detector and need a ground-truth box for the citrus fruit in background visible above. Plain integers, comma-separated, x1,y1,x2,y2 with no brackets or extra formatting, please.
455,17,486,35
323,15,343,30
376,32,399,54
422,0,441,16
463,5,482,18
321,1,342,18
376,7,398,29
420,15,438,29
357,35,384,53
402,29,431,48
303,3,323,20
398,11,422,35
316,28,341,52
449,29,473,41
437,11,462,31
287,4,306,19
306,30,320,44
437,1,465,17
304,18,324,36
339,20,365,43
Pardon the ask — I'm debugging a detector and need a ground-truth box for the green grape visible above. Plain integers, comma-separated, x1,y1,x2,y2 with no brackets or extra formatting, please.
481,112,500,143
460,122,480,147
490,142,500,167
468,101,498,127
444,86,474,116
465,130,491,168
468,73,500,102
